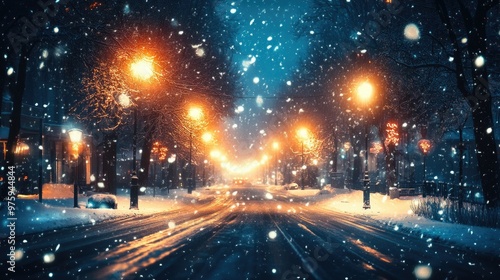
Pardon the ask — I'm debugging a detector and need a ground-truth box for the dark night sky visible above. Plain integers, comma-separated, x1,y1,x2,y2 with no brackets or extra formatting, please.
217,0,309,158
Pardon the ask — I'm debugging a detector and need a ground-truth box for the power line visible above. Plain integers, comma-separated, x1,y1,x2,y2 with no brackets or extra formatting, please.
233,93,330,99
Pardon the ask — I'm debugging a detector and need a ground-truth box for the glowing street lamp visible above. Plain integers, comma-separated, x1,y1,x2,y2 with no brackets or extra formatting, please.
202,132,213,143
68,128,83,208
128,55,155,209
130,56,155,81
210,149,221,159
297,128,309,190
356,80,374,209
297,128,309,140
188,106,203,121
357,82,374,103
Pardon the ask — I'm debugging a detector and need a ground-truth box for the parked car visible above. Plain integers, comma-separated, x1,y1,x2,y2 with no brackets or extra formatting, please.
86,193,118,209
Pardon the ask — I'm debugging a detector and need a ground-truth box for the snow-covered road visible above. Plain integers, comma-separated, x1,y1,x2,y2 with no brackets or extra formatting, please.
3,184,499,279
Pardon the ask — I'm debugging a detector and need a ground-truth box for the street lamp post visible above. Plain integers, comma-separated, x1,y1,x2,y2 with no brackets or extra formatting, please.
118,92,140,208
203,159,208,187
458,127,466,209
210,149,221,184
363,124,370,209
261,155,268,184
68,128,83,208
47,164,52,183
129,55,155,206
38,119,43,202
273,141,279,186
357,81,374,209
152,148,157,198
132,108,137,172
344,142,352,190
418,139,432,197
167,155,176,193
129,55,154,172
187,107,202,194
297,128,309,190
201,132,213,187
301,141,305,190
130,172,139,209
189,130,193,193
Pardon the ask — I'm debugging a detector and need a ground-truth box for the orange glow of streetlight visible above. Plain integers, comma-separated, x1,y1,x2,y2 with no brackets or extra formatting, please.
261,154,269,163
272,141,279,150
297,128,309,140
356,81,374,105
210,149,221,159
188,106,203,121
130,56,155,81
202,132,213,143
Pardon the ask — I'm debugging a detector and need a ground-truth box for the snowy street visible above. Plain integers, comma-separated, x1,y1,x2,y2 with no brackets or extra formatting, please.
2,0,500,279
3,184,499,280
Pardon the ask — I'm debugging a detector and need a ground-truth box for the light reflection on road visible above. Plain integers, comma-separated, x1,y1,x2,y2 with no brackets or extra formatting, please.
92,185,400,278
93,193,237,278
346,237,394,264
10,184,500,280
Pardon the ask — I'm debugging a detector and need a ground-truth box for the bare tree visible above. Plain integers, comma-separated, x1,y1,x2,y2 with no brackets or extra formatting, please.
431,0,500,207
285,0,499,202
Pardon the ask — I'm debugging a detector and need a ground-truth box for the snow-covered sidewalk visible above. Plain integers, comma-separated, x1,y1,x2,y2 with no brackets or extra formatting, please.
0,183,219,237
280,185,500,257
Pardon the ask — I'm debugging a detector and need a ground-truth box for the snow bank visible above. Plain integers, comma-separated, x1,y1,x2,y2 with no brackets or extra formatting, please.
0,184,215,237
317,189,500,256
266,185,499,256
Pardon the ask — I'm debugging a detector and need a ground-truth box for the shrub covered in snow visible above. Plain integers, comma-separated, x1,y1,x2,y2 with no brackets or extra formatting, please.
411,197,500,228
86,193,118,209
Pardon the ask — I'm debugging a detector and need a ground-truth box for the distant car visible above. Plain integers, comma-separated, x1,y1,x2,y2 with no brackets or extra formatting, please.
233,178,247,185
232,178,253,187
285,183,299,190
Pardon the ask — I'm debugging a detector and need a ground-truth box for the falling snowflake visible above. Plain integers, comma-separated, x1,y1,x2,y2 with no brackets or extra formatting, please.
268,230,277,239
404,23,421,40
